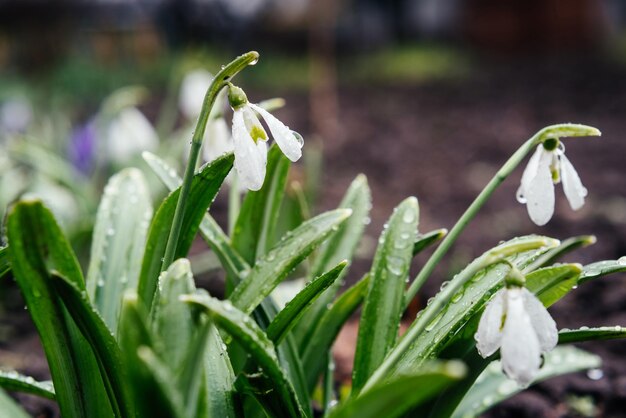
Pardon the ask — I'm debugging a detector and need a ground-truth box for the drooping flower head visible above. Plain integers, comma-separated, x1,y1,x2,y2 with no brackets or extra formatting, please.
517,137,587,226
475,266,558,387
227,84,303,191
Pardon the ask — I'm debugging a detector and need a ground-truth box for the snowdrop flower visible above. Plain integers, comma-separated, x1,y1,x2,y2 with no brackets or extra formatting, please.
107,107,158,163
228,84,303,191
179,69,214,120
517,139,587,226
475,284,558,387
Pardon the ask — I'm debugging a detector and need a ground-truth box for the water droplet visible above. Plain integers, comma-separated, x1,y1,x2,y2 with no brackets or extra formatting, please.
363,217,372,225
266,252,276,262
618,256,626,265
106,228,115,236
292,131,304,146
587,368,604,380
249,57,259,66
440,281,450,291
402,210,416,223
97,279,105,287
451,291,464,303
386,255,405,276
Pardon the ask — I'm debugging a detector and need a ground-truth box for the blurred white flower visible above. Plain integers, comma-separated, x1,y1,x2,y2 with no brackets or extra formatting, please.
517,143,587,226
202,117,233,162
0,98,32,135
107,107,158,163
475,286,558,387
229,86,303,191
179,69,214,120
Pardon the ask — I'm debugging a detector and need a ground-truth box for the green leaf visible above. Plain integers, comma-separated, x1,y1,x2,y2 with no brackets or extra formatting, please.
328,361,466,418
352,197,419,392
558,326,626,343
51,272,134,418
138,154,234,309
302,275,369,392
452,347,601,418
119,292,183,418
578,258,626,284
232,144,291,264
0,370,55,400
295,175,371,346
183,294,305,418
230,209,352,315
525,264,582,307
413,228,448,256
267,261,347,344
0,247,9,280
142,151,248,284
0,388,30,418
87,168,152,334
7,200,114,418
523,235,596,271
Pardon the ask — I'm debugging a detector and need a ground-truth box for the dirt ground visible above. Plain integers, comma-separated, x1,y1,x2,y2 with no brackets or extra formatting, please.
3,52,626,417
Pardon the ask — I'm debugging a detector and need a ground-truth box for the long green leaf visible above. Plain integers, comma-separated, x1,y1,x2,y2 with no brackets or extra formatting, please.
7,200,114,418
558,326,626,343
87,168,152,334
526,263,582,307
523,235,596,271
230,209,352,315
142,151,248,283
328,361,466,418
0,388,30,418
183,294,305,418
267,261,347,344
579,258,626,284
138,154,233,309
0,247,9,279
295,175,371,346
352,197,419,392
303,276,370,392
413,229,448,256
452,347,600,418
51,272,134,418
0,370,55,400
232,144,291,264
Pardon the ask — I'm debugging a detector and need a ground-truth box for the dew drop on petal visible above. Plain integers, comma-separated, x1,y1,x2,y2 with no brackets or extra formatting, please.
587,368,604,380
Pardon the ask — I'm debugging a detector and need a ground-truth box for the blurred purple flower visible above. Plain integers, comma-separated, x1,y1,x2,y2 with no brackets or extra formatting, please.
69,120,97,174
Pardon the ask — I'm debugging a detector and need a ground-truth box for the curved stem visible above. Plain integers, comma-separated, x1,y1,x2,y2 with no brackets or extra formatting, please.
404,123,600,308
161,51,259,272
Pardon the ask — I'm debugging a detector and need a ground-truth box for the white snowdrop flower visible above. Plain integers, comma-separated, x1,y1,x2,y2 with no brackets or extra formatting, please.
517,140,587,226
475,286,558,387
107,107,158,163
179,69,214,120
228,85,303,191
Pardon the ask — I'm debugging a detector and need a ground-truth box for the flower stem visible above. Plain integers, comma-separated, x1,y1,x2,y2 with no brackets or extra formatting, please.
403,123,600,308
161,51,259,272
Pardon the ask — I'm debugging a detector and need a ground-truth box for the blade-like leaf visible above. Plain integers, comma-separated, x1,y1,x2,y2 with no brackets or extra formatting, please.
352,197,419,392
232,144,291,264
87,168,152,334
0,247,9,279
267,261,347,344
579,258,626,284
452,347,601,418
51,272,134,418
523,235,596,271
0,388,30,418
558,326,626,343
328,361,466,418
142,151,249,282
183,294,306,418
303,275,370,392
230,209,352,315
526,263,582,307
0,370,55,400
413,228,448,256
7,200,114,418
295,175,371,346
138,154,233,309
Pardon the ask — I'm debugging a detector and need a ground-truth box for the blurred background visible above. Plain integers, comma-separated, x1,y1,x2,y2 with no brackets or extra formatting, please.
2,0,626,416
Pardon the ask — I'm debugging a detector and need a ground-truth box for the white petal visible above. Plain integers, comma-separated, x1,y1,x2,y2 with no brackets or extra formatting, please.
517,145,544,204
475,289,506,357
179,69,213,120
560,153,587,211
522,288,558,353
250,103,302,162
525,149,555,226
203,117,233,162
501,288,541,387
232,109,267,191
